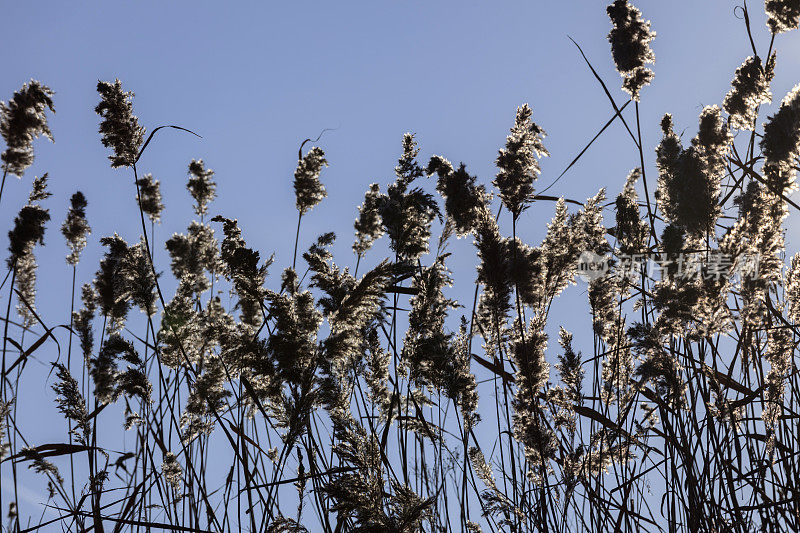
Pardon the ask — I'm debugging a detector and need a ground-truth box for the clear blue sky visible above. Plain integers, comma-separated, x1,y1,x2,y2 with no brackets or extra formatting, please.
3,0,800,523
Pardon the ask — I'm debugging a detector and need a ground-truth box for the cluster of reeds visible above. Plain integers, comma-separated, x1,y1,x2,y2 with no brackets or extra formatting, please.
2,1,800,531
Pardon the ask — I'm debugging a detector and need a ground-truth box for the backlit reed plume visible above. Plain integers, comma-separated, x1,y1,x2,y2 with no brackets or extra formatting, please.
0,80,55,178
401,256,466,400
787,253,800,322
161,452,183,493
61,191,90,265
7,174,51,324
265,268,322,387
655,108,731,237
135,173,164,223
427,155,487,236
95,79,144,168
607,0,655,101
377,133,440,260
94,234,131,332
121,239,158,317
552,327,583,434
0,401,11,460
294,146,328,215
90,333,150,405
614,168,648,256
51,363,90,446
474,207,513,332
187,159,216,217
765,0,800,33
494,104,548,218
761,83,800,194
305,236,394,420
166,221,220,297
512,315,556,477
763,324,792,454
214,215,271,328
181,355,230,441
724,54,775,130
353,183,384,257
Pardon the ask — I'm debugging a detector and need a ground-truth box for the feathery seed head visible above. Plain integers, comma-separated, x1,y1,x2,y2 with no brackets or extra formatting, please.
8,204,49,268
136,173,164,222
494,104,548,218
187,159,217,216
607,0,656,100
8,176,50,324
95,80,144,168
724,54,775,130
353,183,384,256
377,134,441,260
761,83,800,194
429,156,488,237
614,168,648,256
294,146,328,215
121,240,158,317
765,0,800,33
0,80,55,177
162,452,183,493
62,191,91,265
51,363,90,445
94,234,131,331
655,107,731,236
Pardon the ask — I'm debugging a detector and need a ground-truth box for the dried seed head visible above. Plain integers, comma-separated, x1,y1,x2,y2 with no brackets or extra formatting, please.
494,104,548,218
161,452,183,493
51,363,90,445
765,0,800,34
90,333,142,404
655,107,731,236
8,204,49,268
28,174,51,203
165,221,220,296
294,146,328,215
266,282,322,386
607,0,656,100
474,210,513,322
724,54,775,130
214,215,272,328
402,257,459,393
787,253,800,323
136,173,164,222
0,80,55,177
353,183,384,256
94,234,131,331
763,325,793,454
761,83,800,194
428,156,488,237
0,401,11,460
62,191,91,265
377,134,441,260
187,159,217,216
556,327,583,401
121,240,158,317
8,176,50,324
614,168,648,256
20,447,64,488
394,132,426,189
469,446,497,489
95,80,145,168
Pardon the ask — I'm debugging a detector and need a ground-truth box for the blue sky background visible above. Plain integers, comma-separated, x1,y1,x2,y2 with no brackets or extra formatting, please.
3,0,800,525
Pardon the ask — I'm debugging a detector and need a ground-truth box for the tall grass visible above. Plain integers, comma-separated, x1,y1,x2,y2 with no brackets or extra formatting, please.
2,1,800,531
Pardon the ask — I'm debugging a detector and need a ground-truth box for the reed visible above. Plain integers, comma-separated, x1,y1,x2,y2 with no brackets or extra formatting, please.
2,1,800,531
